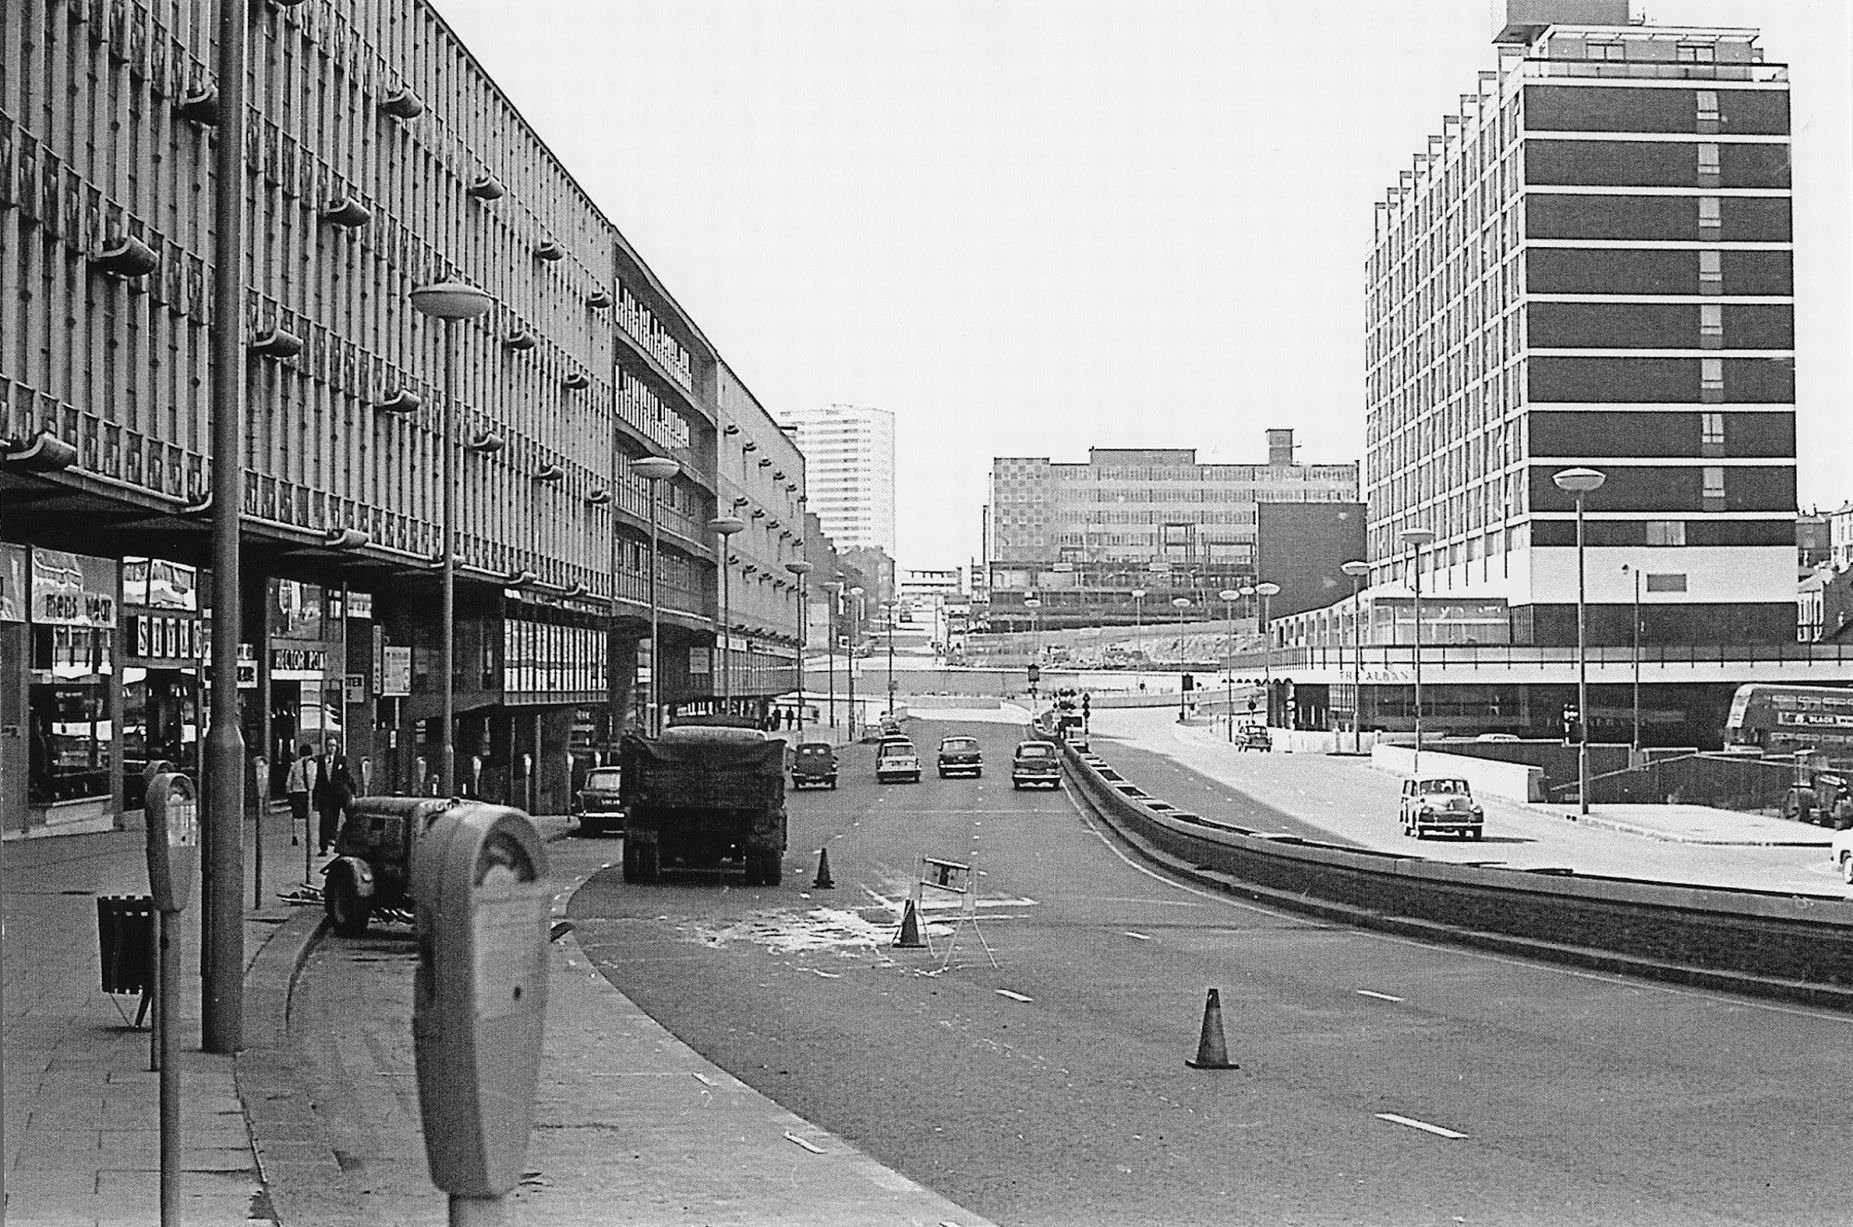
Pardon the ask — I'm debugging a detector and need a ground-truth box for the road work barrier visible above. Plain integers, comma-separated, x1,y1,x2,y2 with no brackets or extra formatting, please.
1059,743,1853,1009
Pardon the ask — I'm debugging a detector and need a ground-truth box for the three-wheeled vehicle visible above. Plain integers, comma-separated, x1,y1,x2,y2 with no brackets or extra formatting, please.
790,741,839,789
321,796,453,936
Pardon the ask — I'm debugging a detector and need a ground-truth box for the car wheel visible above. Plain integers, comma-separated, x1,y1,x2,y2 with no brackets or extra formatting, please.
324,869,370,938
1469,827,1483,840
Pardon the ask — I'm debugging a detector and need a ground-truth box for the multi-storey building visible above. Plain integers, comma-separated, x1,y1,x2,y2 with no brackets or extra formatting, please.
986,432,1359,631
0,1,804,836
1264,1,1845,748
783,403,896,556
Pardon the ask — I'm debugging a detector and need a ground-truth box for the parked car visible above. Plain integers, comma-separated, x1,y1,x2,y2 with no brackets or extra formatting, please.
790,741,838,790
1832,824,1853,884
575,766,624,837
876,739,922,784
1236,724,1272,752
1011,741,1061,790
1399,776,1484,839
937,736,983,778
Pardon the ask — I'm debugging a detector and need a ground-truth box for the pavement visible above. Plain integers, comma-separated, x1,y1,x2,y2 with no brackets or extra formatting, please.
2,710,1840,1225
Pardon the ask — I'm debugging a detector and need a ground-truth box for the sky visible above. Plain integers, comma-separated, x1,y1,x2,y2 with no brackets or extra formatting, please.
431,0,1851,574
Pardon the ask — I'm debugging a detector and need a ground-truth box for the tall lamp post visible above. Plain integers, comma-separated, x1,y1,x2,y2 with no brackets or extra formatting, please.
410,281,495,798
631,456,681,736
823,579,842,731
786,560,812,732
847,586,864,740
1341,560,1371,754
1171,596,1190,721
1254,581,1280,726
1399,528,1435,771
1622,562,1642,757
881,598,897,720
1131,587,1146,676
708,514,745,713
1023,596,1041,704
1219,588,1241,740
1554,467,1606,816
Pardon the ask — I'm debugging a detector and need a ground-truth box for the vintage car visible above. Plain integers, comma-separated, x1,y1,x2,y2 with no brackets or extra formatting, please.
575,766,624,837
1011,740,1062,790
875,739,922,784
936,736,983,778
790,741,839,790
1398,776,1484,839
1236,723,1272,752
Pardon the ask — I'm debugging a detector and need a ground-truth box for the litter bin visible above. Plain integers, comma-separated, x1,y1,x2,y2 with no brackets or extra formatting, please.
97,895,155,996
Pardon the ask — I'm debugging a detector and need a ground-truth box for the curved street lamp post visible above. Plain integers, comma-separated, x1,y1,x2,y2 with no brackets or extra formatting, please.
1171,596,1190,721
1254,581,1280,726
1554,467,1607,816
631,456,681,736
409,281,494,796
786,560,812,733
1341,560,1371,754
847,586,864,740
1219,588,1241,740
823,579,843,732
1400,528,1435,772
881,599,897,721
708,515,746,712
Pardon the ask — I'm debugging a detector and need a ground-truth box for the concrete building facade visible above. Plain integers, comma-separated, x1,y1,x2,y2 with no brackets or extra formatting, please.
783,403,897,557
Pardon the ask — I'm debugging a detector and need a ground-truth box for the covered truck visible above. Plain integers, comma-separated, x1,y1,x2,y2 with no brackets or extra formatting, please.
618,726,787,885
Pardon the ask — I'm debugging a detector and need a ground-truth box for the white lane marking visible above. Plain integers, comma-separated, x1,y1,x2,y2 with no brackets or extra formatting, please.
1124,931,1154,942
690,1072,717,1087
783,1131,825,1154
995,989,1034,1003
1356,990,1404,1003
1375,1112,1468,1139
811,969,842,978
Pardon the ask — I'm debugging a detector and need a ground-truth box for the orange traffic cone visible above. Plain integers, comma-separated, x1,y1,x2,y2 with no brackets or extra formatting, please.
812,847,836,890
892,898,926,948
1185,988,1238,1069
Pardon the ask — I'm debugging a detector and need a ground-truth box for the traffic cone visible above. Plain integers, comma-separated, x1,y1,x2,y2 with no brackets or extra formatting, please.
893,898,926,948
812,847,836,890
1185,988,1238,1069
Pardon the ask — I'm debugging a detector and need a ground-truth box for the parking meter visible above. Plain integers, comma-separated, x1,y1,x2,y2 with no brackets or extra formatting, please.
143,771,198,913
410,802,550,1201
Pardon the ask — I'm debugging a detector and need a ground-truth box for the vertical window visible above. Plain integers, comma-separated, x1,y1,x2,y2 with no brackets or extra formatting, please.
1698,248,1723,295
1701,411,1726,456
1645,521,1686,546
1697,195,1722,238
1695,90,1721,133
1700,303,1724,350
1702,466,1726,510
1700,357,1725,403
1696,142,1721,185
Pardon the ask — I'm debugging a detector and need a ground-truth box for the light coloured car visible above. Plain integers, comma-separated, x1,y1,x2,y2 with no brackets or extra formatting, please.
1399,776,1484,840
1832,827,1853,885
875,740,921,784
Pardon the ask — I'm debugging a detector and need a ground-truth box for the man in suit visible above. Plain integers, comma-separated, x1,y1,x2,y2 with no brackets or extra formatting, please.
313,739,354,854
285,743,317,848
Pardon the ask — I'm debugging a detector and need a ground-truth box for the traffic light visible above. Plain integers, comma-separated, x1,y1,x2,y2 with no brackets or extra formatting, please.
1027,664,1040,684
1182,674,1195,691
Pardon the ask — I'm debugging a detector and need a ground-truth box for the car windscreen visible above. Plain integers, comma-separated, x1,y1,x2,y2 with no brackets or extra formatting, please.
584,769,621,789
941,739,978,751
1017,745,1054,758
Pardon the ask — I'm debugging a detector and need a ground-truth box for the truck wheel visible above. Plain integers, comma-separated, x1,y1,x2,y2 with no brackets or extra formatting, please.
621,839,639,883
325,872,370,937
746,846,781,886
635,841,660,884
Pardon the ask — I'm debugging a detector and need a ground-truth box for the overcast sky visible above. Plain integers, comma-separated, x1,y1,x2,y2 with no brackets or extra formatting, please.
430,0,1851,574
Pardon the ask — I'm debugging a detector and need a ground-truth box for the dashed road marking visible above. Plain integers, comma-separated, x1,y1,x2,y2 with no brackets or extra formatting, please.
1123,931,1154,942
995,989,1033,1003
1356,990,1404,1003
784,1130,825,1154
1375,1112,1467,1139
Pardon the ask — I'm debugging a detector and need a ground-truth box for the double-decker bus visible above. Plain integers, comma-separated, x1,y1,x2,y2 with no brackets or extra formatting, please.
1724,684,1853,754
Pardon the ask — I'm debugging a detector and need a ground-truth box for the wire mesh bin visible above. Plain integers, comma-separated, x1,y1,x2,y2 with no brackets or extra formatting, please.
96,895,155,997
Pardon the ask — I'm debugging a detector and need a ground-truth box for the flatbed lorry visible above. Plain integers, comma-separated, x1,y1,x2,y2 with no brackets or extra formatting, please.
618,726,787,885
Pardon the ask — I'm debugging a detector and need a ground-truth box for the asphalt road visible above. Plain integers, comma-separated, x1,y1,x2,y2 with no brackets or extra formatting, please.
561,716,1853,1226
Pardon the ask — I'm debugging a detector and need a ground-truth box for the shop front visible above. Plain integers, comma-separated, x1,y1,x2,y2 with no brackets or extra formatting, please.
24,547,120,836
121,557,203,812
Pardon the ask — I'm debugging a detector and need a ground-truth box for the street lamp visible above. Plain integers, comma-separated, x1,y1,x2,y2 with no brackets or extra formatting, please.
823,579,842,731
1171,596,1190,721
786,560,812,733
631,456,681,737
1341,560,1371,754
1131,586,1146,669
708,514,746,712
410,280,495,797
1219,588,1241,741
1023,596,1042,704
1622,562,1642,757
1554,466,1606,816
847,586,864,740
1254,581,1280,726
1399,528,1435,771
881,598,898,722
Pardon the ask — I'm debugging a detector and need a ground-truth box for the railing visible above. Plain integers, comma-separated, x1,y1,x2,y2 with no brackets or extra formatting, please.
1236,642,1853,675
1517,59,1788,84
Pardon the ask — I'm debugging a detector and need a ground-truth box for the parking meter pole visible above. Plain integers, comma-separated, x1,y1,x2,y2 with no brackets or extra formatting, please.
144,771,198,1227
157,907,180,1222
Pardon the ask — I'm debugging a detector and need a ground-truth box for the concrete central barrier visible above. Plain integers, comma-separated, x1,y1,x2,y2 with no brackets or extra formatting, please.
1058,738,1853,1009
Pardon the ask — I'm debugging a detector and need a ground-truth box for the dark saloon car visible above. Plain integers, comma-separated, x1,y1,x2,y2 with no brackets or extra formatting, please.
790,741,839,790
1011,741,1061,790
576,766,624,836
937,736,983,778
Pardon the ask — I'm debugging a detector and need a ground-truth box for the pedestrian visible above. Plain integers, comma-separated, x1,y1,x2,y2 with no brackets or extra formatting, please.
286,743,316,848
314,742,354,854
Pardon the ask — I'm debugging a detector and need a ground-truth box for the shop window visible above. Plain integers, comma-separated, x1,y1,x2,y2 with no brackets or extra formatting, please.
28,626,114,806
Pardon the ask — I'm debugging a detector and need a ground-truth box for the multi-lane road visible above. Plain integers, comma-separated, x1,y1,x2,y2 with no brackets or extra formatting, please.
556,715,1853,1226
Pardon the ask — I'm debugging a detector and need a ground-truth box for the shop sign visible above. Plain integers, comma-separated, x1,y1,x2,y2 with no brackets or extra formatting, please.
345,673,367,704
347,591,373,620
238,643,258,689
271,646,327,680
381,645,412,697
0,545,24,623
130,614,205,663
267,579,323,641
31,548,117,627
689,646,711,676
